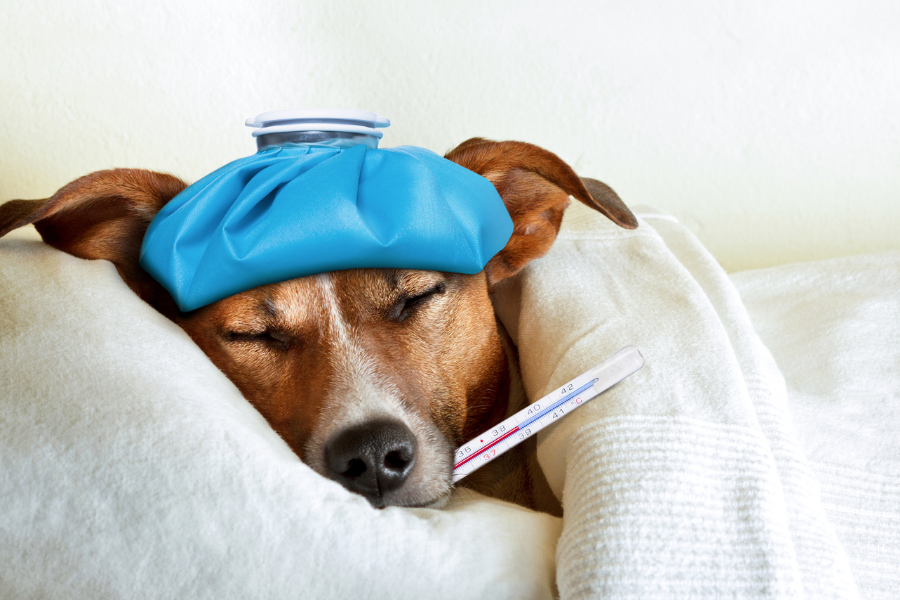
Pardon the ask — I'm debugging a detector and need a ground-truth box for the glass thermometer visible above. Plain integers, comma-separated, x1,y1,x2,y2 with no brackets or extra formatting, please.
452,346,644,483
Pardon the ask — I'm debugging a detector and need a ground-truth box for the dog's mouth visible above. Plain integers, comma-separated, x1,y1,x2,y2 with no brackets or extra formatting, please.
367,488,453,510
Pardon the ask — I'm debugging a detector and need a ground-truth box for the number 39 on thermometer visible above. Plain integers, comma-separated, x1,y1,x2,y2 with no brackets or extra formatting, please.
452,346,644,483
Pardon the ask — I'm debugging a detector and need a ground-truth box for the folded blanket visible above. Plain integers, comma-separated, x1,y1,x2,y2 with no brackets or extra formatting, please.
491,203,860,598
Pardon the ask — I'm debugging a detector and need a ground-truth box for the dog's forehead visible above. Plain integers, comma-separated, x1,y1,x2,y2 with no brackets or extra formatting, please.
267,269,444,319
211,269,453,330
327,269,398,304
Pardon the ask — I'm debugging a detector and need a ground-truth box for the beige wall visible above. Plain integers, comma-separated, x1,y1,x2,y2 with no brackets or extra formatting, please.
2,0,898,272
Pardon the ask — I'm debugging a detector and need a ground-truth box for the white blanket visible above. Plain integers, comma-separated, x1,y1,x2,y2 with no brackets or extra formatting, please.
491,203,897,599
732,251,900,599
3,204,898,598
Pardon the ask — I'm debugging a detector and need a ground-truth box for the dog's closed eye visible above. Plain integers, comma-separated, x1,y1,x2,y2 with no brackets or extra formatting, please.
222,329,294,351
390,283,446,323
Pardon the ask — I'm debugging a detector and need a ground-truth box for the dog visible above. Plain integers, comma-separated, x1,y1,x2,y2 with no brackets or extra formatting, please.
0,138,636,514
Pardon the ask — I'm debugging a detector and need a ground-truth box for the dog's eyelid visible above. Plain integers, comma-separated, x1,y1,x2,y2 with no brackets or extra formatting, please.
406,283,446,305
221,327,265,338
267,329,293,343
389,282,447,322
221,328,294,349
410,281,446,297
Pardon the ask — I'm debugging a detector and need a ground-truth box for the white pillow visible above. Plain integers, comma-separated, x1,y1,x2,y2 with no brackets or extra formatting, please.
0,229,561,599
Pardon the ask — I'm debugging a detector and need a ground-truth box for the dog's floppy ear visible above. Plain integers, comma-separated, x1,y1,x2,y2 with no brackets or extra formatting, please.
445,138,637,286
0,169,187,317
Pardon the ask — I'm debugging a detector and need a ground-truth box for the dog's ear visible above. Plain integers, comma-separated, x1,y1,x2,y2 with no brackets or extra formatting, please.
445,138,637,286
0,169,188,317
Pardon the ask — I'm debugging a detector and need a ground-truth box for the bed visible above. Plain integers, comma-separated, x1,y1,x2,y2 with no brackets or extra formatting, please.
2,201,896,599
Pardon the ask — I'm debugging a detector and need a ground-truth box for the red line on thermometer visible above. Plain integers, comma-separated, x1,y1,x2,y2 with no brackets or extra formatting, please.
453,427,520,470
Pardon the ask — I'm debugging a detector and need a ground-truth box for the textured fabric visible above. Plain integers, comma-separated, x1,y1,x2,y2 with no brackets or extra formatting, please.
491,203,863,599
0,228,560,600
732,251,900,600
139,144,513,311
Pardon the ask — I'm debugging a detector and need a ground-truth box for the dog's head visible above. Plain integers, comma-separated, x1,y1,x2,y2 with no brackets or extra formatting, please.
0,138,636,508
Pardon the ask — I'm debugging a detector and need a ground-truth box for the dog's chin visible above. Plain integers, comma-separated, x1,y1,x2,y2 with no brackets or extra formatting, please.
372,488,453,510
357,474,454,510
417,491,452,510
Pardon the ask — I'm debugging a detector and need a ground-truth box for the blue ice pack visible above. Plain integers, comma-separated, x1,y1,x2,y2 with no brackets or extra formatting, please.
139,110,514,312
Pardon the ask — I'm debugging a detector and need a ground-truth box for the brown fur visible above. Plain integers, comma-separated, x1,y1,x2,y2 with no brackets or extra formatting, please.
446,138,637,284
0,139,636,513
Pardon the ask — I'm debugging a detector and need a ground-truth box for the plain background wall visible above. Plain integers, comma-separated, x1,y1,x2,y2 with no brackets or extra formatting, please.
1,0,897,272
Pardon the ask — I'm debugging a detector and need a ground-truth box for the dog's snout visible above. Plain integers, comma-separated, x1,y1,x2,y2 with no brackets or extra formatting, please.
325,419,417,506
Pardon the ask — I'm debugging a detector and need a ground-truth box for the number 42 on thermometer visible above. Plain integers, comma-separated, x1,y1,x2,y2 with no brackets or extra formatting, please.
452,346,644,483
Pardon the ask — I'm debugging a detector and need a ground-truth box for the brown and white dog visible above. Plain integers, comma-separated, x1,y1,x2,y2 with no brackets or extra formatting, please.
0,138,636,514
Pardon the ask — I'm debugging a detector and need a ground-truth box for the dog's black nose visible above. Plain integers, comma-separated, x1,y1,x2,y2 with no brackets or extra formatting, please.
325,419,417,506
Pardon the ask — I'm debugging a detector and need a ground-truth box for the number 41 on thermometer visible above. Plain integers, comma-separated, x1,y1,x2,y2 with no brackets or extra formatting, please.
452,346,644,483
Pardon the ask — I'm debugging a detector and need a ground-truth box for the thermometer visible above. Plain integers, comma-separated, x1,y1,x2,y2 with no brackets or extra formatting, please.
452,345,644,483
